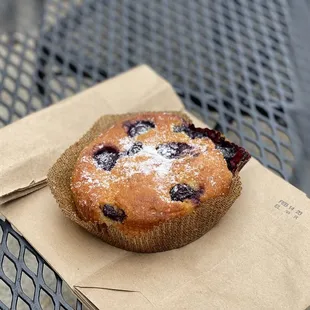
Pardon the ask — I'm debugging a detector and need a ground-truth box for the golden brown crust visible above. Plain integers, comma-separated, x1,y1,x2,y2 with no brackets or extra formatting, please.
70,112,232,230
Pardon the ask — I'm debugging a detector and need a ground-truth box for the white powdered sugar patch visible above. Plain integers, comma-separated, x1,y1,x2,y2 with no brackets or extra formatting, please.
80,170,117,190
208,176,216,187
76,132,218,203
156,175,177,203
119,138,176,179
119,137,133,150
80,155,92,163
122,145,175,178
183,162,200,176
81,170,101,187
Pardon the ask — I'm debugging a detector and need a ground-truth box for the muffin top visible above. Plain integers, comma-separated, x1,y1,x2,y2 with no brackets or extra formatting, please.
70,112,250,230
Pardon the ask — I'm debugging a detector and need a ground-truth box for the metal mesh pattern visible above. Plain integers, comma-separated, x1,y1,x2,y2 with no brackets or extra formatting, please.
0,218,83,310
0,0,305,309
0,0,297,179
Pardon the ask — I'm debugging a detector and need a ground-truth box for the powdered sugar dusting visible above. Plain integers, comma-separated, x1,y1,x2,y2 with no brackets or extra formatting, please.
79,169,118,190
80,170,101,187
119,137,133,150
76,141,200,203
80,156,92,163
122,145,174,177
73,116,232,207
209,176,216,187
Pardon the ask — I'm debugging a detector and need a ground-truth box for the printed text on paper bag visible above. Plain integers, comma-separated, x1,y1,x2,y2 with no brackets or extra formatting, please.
274,200,303,219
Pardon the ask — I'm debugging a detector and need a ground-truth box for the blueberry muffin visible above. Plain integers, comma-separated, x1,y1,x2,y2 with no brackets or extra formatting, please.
66,112,250,251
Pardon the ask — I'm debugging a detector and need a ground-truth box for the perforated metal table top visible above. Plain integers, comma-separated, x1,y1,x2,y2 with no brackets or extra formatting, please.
0,0,309,309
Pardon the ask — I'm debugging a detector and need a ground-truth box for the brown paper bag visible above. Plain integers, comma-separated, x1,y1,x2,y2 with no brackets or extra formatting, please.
1,65,310,309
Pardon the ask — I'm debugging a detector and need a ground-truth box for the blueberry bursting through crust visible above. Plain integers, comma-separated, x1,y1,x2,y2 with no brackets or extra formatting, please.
174,124,251,174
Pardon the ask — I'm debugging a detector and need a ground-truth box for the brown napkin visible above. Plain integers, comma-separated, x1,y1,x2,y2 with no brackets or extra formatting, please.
1,65,310,309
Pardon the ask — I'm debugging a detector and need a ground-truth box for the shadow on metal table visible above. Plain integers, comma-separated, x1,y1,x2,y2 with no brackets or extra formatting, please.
0,0,309,309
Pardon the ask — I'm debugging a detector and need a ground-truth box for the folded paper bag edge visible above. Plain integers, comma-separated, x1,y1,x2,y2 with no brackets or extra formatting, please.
73,289,100,310
0,147,53,202
0,180,47,204
74,286,155,310
0,64,175,202
74,287,156,310
75,285,139,293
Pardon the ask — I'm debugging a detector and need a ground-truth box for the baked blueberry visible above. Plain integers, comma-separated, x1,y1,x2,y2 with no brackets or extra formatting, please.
156,142,192,159
127,142,143,156
102,204,127,222
126,120,155,137
174,124,222,142
215,143,237,160
173,125,196,138
93,146,120,171
170,184,199,201
215,140,251,173
175,124,251,173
